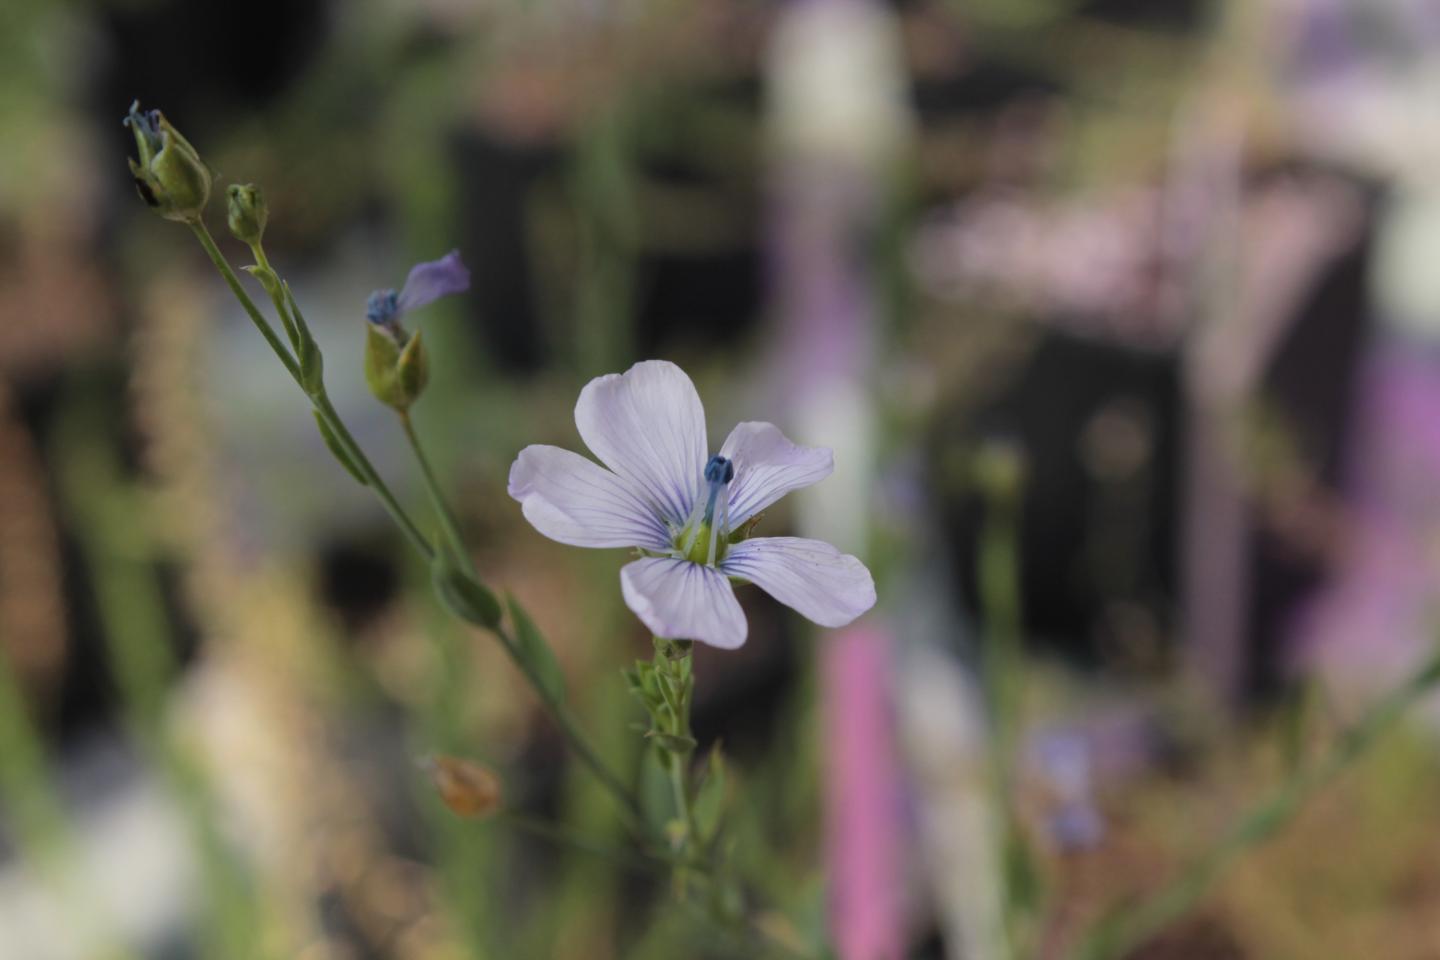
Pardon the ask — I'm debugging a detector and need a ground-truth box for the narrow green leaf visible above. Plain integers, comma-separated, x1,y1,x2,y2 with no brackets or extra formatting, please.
312,411,367,485
297,325,324,396
431,547,501,628
506,593,566,705
655,670,682,715
693,745,728,844
646,731,697,754
283,280,317,373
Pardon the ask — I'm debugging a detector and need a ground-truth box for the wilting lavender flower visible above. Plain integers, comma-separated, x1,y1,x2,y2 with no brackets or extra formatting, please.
366,250,471,339
508,360,876,648
363,251,470,410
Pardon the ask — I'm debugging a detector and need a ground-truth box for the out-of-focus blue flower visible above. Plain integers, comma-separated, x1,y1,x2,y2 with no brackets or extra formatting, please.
1032,731,1105,852
366,250,470,334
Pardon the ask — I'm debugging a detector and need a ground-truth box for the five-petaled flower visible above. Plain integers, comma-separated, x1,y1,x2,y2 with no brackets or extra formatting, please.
508,360,877,648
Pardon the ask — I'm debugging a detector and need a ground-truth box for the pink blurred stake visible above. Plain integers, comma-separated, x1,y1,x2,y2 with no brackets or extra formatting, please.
764,1,913,956
822,625,904,960
1293,342,1440,701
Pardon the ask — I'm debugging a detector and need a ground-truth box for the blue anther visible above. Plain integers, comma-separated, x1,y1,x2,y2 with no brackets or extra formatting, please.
704,455,734,485
700,455,733,526
366,288,400,326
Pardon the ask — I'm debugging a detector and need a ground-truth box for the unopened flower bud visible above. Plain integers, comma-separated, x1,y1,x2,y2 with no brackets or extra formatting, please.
424,755,501,818
226,183,267,245
364,322,429,411
124,101,211,222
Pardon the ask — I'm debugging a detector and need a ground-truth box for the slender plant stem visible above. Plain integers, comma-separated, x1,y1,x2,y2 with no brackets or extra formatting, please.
1069,645,1440,960
496,618,646,832
978,477,1026,960
247,244,299,345
399,411,470,566
189,221,434,560
189,221,299,380
499,811,664,875
195,216,655,874
395,405,645,830
669,753,694,841
313,392,434,561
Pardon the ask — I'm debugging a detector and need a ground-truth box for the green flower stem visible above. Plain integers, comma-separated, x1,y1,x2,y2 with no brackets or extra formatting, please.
398,410,470,569
396,406,645,832
189,221,298,381
647,639,701,895
312,392,433,561
501,620,647,833
188,220,434,562
1069,644,1440,960
654,639,698,837
978,479,1029,959
669,752,695,845
499,810,665,875
193,212,662,876
195,213,645,835
247,243,299,346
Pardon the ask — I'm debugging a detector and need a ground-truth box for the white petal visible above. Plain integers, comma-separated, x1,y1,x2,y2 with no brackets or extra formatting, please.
508,445,670,550
721,537,875,628
719,421,834,527
620,557,748,649
575,360,707,527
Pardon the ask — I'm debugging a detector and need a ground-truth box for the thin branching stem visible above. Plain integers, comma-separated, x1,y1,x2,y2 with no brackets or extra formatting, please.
499,811,665,874
397,405,646,832
188,221,434,560
398,410,470,567
1069,645,1440,960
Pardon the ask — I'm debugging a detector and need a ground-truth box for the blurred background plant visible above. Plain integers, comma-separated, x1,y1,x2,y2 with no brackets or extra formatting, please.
7,0,1440,957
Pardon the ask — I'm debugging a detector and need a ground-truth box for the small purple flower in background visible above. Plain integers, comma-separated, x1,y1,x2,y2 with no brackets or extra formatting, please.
1030,730,1104,852
508,360,876,648
366,250,471,338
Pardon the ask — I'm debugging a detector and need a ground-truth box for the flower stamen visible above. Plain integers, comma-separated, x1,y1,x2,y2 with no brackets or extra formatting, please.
678,454,734,565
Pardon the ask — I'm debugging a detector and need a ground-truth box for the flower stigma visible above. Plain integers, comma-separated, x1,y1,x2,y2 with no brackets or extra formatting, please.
124,102,163,155
676,454,734,566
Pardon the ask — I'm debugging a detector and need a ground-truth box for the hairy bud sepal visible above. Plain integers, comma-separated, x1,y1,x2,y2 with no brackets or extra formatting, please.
364,324,429,411
226,183,268,245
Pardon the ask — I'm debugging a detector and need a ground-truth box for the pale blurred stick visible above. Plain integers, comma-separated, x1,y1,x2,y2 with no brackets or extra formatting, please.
53,395,271,960
0,652,143,960
975,449,1036,959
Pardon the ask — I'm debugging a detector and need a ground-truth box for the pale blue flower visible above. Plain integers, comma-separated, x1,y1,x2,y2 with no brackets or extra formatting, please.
508,360,876,648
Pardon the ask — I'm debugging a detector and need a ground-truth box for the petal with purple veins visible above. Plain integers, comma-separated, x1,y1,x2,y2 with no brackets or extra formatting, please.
575,360,707,527
719,422,833,528
721,536,874,628
508,444,671,550
396,250,471,314
621,557,747,649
